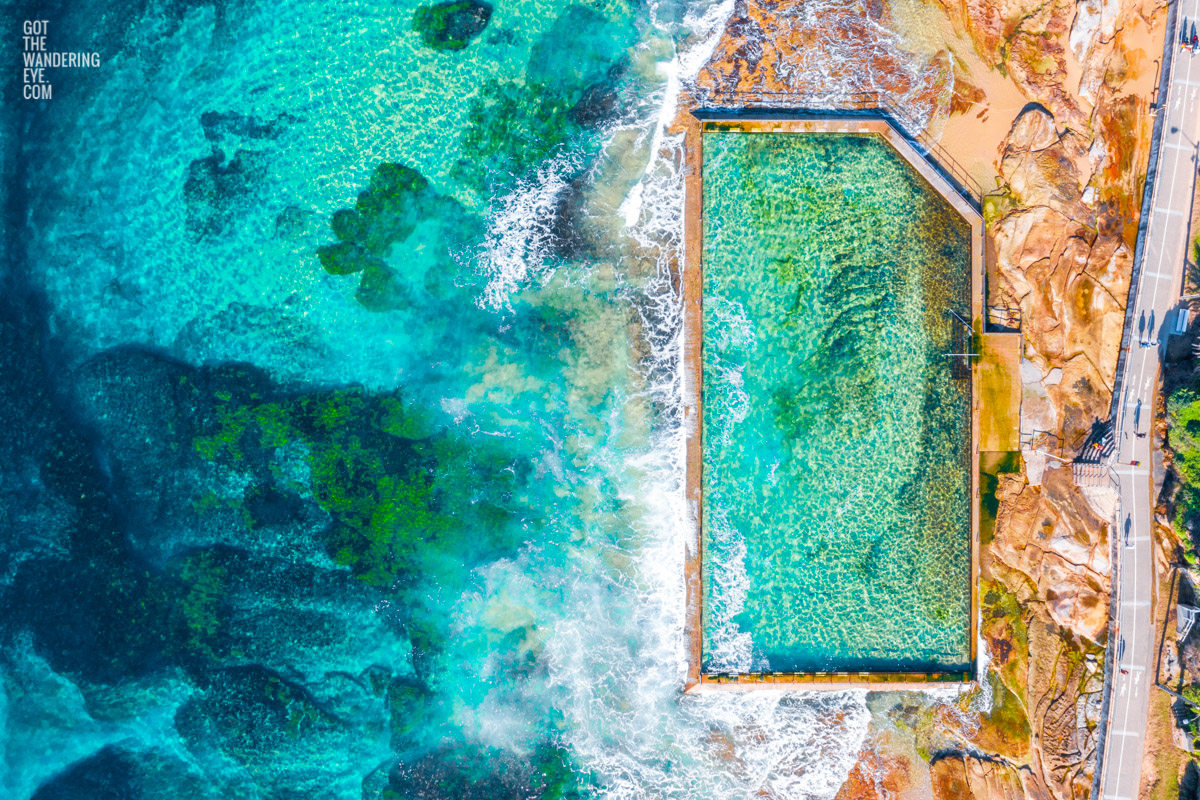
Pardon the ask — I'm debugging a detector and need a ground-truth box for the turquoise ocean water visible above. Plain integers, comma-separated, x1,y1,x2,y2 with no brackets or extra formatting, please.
2,0,966,797
701,132,973,675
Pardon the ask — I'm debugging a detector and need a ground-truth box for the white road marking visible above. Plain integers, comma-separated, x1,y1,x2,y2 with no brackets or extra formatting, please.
1102,19,1199,799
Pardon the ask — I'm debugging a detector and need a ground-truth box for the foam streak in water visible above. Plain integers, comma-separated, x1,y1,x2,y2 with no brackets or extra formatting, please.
473,151,583,310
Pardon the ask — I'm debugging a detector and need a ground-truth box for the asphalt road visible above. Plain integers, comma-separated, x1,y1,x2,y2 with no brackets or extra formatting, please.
1098,4,1200,796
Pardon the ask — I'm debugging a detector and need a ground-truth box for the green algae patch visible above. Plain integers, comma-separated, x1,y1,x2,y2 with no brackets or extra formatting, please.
1168,384,1200,556
176,550,229,656
977,670,1032,761
980,452,1022,546
412,0,493,51
980,577,1030,704
192,384,529,592
317,163,473,311
459,4,635,181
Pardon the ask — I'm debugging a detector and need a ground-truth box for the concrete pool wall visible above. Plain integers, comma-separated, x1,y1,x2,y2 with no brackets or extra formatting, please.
681,113,985,692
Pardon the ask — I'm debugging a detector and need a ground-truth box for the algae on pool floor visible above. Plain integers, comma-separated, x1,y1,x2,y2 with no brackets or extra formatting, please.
699,129,974,675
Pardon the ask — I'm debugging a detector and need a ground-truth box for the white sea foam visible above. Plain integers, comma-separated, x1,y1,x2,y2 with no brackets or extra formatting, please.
473,150,584,311
702,506,755,674
617,0,738,232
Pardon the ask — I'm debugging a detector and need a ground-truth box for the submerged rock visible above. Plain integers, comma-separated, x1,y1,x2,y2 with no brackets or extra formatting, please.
315,162,472,310
184,149,268,241
412,0,493,51
459,5,636,181
200,110,299,144
1,331,589,795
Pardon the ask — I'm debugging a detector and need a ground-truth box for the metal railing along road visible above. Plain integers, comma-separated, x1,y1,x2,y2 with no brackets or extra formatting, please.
1106,11,1179,426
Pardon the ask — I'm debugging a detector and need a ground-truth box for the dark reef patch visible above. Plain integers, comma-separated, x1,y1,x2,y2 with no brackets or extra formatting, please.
458,5,635,182
0,317,585,795
200,110,300,144
567,76,622,128
412,0,494,51
390,742,596,800
184,148,269,240
30,746,143,800
317,162,473,311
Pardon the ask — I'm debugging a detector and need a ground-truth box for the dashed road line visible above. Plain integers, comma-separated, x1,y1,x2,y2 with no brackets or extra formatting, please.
1102,11,1199,800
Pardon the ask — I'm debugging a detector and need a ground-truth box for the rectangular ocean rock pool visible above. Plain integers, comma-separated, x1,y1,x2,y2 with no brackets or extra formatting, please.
697,125,975,677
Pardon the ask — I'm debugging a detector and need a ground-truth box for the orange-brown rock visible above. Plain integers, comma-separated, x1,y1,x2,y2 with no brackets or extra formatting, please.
695,0,943,114
997,107,1093,219
1066,236,1132,385
930,755,1030,800
1048,354,1114,449
990,113,1131,444
992,466,1110,641
834,740,912,800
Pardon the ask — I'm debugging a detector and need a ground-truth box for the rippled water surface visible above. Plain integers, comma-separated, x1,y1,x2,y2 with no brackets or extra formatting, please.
700,131,973,675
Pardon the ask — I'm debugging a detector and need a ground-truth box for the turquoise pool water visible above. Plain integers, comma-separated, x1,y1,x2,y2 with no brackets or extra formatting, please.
701,131,973,675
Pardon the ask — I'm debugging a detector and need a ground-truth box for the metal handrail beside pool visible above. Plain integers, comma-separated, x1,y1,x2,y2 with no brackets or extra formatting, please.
694,88,986,210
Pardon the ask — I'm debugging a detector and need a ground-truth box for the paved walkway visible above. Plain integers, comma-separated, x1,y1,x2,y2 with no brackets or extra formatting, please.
1098,3,1200,797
